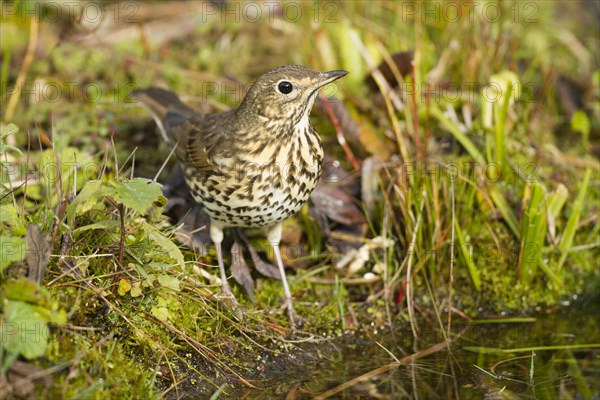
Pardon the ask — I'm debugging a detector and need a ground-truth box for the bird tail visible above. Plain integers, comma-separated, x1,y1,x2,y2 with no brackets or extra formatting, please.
130,87,194,155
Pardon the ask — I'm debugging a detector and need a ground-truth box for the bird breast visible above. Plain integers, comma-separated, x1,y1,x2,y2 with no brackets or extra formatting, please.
184,122,323,228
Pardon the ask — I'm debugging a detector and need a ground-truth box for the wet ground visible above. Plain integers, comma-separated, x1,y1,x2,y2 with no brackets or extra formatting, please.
198,296,600,399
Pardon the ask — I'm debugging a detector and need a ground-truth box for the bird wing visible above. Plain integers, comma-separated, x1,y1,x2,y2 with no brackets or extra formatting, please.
185,111,237,170
132,87,212,167
184,116,213,169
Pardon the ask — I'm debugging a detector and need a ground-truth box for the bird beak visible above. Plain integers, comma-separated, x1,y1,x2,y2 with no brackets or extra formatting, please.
317,70,349,87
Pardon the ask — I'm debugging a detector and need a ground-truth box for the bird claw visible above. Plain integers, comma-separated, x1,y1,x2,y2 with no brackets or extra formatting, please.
279,300,304,331
219,285,243,319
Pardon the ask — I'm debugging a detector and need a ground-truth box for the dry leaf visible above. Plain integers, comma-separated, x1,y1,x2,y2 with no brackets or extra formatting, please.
365,51,414,90
25,224,51,284
230,241,255,301
361,156,382,219
335,236,395,276
311,183,366,226
235,230,281,279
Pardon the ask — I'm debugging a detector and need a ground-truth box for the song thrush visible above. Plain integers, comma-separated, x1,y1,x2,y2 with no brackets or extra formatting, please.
132,65,348,327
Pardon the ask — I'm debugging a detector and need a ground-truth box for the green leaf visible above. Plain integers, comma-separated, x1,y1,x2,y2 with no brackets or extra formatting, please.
142,221,185,270
1,279,65,370
72,220,120,236
571,110,590,137
1,300,48,363
157,274,181,292
147,261,174,269
130,282,143,298
29,304,66,325
0,205,26,236
3,278,49,305
0,235,26,272
109,178,165,213
151,299,170,322
2,279,67,325
65,180,104,225
1,123,18,139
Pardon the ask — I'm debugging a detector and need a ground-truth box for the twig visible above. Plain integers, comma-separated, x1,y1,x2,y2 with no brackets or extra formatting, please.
118,203,125,266
314,340,447,399
321,97,360,172
154,141,179,182
406,190,426,338
410,61,422,161
447,180,455,337
107,199,126,291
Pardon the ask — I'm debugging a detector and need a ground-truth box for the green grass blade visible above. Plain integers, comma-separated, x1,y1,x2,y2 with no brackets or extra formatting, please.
558,169,592,268
464,343,600,354
519,183,547,285
430,106,486,166
454,219,481,291
489,187,520,239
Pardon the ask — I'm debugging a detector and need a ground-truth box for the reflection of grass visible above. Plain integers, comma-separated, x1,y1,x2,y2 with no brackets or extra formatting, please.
1,1,598,397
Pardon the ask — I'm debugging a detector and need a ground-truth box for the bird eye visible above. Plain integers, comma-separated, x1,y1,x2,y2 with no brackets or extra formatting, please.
277,81,293,94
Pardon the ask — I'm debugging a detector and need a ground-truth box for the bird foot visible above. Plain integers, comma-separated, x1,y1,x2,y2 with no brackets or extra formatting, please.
279,300,304,331
219,285,243,319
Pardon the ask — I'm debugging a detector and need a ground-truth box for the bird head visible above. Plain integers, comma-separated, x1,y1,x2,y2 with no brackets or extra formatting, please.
238,65,348,126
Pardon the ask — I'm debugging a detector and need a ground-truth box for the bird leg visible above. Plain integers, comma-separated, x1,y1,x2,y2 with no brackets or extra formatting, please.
214,241,235,298
210,221,238,307
267,224,297,328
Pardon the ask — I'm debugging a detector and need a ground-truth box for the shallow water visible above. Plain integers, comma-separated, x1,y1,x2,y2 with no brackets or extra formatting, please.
231,299,600,399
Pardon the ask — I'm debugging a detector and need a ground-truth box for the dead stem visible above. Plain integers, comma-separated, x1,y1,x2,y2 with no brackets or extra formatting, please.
314,341,447,399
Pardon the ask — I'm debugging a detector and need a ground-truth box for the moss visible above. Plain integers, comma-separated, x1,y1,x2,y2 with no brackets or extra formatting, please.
43,332,158,399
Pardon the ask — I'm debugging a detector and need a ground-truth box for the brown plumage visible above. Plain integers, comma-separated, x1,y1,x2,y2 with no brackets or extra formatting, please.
132,65,348,327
